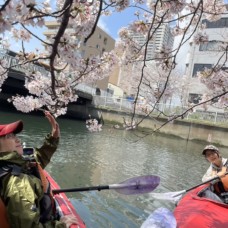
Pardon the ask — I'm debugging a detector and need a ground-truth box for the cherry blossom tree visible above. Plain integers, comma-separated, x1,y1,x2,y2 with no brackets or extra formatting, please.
0,0,227,130
119,61,184,110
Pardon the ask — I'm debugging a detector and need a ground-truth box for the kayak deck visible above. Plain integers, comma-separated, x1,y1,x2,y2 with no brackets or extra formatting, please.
44,170,86,228
174,184,228,228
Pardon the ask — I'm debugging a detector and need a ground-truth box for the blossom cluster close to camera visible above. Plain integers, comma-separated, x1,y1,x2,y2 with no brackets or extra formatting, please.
0,0,227,117
86,118,102,132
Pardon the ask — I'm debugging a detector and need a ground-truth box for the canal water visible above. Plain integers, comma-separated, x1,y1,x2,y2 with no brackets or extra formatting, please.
2,111,228,227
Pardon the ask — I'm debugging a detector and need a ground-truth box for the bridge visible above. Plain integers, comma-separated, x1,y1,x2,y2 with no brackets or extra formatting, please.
0,49,150,120
0,49,101,119
0,76,100,120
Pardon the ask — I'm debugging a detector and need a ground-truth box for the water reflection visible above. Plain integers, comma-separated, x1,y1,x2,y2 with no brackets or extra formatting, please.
0,111,224,227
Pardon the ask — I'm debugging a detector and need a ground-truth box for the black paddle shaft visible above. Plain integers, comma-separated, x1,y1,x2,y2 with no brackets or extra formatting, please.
52,185,110,194
177,172,228,197
173,173,228,198
187,172,228,193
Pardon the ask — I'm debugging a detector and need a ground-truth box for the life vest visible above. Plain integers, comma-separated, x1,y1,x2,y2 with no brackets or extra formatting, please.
36,163,56,223
214,175,228,194
0,162,56,226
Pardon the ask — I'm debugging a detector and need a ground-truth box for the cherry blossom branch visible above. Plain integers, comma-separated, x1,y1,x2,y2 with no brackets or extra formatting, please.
84,0,103,43
21,24,52,46
49,0,73,96
0,0,11,11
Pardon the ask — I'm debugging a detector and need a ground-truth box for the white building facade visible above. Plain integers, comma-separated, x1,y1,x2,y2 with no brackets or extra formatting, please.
119,23,174,97
131,23,174,59
185,13,228,111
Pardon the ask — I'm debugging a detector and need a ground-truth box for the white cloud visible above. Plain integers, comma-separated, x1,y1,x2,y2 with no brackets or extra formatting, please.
98,18,110,34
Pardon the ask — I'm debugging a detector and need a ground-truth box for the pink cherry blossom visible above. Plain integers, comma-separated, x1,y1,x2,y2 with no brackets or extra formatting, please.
0,0,226,127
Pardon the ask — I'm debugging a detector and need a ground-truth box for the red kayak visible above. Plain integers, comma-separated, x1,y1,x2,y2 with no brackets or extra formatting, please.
44,170,86,228
174,184,228,228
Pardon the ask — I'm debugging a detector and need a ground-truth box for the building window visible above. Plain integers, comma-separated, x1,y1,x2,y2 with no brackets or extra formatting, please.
188,93,202,104
192,64,212,77
95,88,101,95
102,48,105,54
107,88,114,96
96,44,100,49
98,34,102,39
104,37,107,45
222,67,228,71
199,41,225,51
202,18,228,28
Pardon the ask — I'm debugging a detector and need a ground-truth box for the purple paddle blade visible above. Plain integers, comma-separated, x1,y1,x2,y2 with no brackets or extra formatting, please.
141,207,176,228
109,175,160,195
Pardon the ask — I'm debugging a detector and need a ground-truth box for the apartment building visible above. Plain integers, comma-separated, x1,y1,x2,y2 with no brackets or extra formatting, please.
130,32,156,60
154,23,174,53
117,23,174,97
43,21,115,90
130,23,174,59
184,12,228,111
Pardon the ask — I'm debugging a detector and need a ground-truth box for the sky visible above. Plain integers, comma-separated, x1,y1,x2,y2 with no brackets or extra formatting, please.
5,0,228,53
8,6,136,53
98,8,137,39
97,9,189,72
5,2,194,72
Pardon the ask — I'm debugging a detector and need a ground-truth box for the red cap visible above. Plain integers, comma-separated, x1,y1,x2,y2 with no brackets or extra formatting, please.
0,120,23,137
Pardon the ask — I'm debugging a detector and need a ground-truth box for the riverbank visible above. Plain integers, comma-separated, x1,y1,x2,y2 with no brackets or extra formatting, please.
94,108,228,147
2,105,228,147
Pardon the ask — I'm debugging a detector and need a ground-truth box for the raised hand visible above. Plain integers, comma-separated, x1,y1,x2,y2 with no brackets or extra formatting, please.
44,111,60,138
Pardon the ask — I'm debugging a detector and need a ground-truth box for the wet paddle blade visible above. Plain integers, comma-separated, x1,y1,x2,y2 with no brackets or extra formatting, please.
110,175,160,195
141,207,177,228
149,190,185,203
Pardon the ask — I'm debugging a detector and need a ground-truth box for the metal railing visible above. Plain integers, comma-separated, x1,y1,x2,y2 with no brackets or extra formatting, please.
74,83,228,124
186,110,228,124
92,95,228,124
75,83,110,97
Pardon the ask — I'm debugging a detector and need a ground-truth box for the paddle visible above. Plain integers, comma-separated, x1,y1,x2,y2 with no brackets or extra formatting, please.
52,175,160,195
150,173,227,202
141,207,176,228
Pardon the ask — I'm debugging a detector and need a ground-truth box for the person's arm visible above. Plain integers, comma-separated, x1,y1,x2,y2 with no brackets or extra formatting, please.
217,166,227,178
34,134,59,168
34,111,60,168
44,111,60,139
202,165,215,182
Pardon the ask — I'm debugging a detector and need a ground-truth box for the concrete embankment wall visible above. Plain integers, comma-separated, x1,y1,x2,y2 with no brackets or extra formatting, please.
94,108,228,147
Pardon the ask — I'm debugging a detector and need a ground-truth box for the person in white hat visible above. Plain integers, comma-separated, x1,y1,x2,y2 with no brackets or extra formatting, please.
202,145,227,182
201,145,228,203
